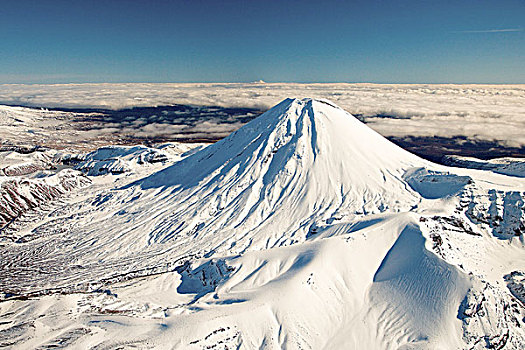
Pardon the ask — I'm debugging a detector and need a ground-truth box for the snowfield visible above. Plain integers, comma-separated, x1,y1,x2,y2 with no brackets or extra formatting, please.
73,143,206,176
0,98,524,349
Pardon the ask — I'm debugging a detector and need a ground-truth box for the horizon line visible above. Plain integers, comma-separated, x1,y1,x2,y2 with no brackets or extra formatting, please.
1,81,525,86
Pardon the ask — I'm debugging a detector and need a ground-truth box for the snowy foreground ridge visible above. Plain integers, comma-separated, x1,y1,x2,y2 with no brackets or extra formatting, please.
1,98,525,349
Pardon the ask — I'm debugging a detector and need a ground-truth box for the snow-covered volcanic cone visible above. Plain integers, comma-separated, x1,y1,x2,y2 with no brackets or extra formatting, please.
1,99,524,349
130,98,425,250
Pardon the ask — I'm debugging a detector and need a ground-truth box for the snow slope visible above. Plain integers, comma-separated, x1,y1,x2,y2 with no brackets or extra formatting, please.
0,150,55,176
74,144,206,176
0,169,90,233
1,98,524,349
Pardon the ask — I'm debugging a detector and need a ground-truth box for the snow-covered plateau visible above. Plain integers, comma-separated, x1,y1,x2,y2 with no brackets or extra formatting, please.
0,98,524,349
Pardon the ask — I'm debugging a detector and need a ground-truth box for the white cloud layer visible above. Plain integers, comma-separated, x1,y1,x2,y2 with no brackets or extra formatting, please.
0,83,524,147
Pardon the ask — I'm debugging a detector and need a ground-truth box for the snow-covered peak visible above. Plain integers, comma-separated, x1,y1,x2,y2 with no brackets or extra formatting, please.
143,98,422,188
121,98,424,252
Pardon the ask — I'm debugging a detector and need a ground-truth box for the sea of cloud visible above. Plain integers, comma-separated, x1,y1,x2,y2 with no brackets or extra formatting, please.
0,83,523,147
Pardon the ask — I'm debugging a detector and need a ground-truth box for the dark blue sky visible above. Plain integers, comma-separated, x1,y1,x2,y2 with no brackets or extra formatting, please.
1,0,524,83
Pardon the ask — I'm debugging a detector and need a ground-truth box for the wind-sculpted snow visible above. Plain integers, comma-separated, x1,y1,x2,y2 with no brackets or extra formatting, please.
0,98,524,349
